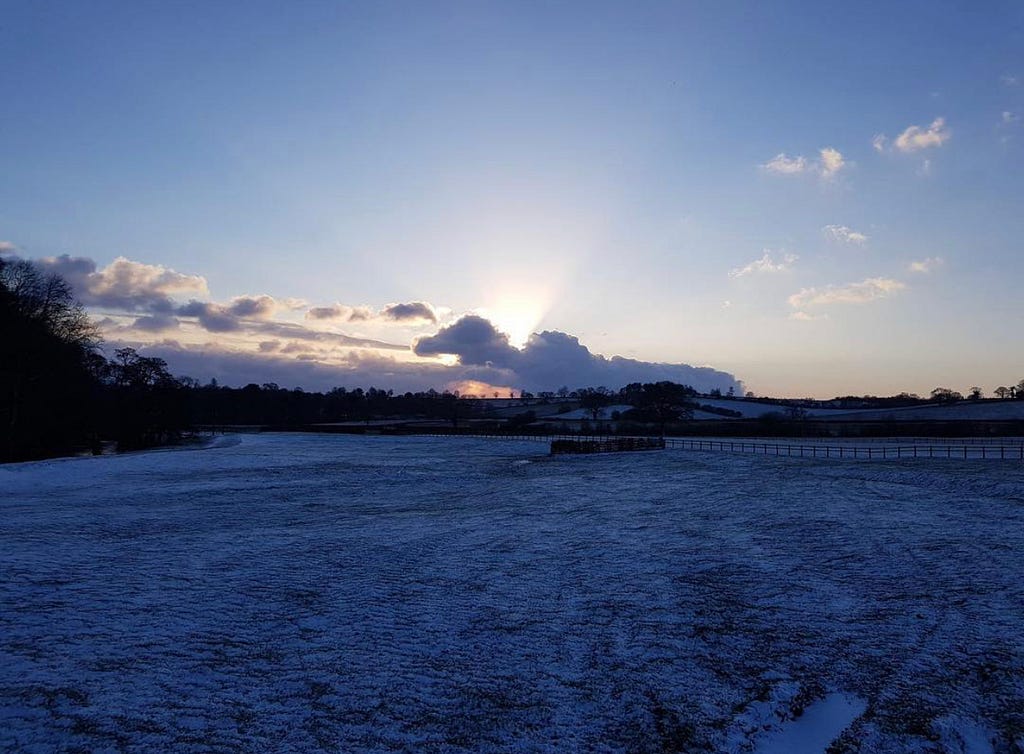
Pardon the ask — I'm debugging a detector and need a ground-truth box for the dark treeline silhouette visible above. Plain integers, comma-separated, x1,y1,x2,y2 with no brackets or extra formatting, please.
184,383,481,428
1,257,102,460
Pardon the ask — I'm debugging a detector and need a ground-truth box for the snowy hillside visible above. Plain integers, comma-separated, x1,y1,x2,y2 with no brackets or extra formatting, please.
695,398,1024,422
2,434,1022,752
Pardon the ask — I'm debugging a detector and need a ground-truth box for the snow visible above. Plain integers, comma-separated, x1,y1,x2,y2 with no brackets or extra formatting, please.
751,693,866,753
695,397,1024,422
821,401,1024,422
545,404,634,420
2,433,1023,752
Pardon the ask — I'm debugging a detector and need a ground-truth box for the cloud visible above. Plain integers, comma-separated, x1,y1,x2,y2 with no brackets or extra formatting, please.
823,225,868,244
729,250,798,278
12,247,742,394
414,315,517,365
414,315,742,393
109,341,450,393
305,301,436,324
132,314,181,333
0,241,16,255
33,255,208,313
788,277,906,308
818,147,845,178
761,148,846,178
908,257,943,273
872,134,888,153
227,295,277,318
382,301,437,323
1002,74,1020,87
249,320,409,351
176,300,241,332
306,305,352,320
762,153,808,174
1002,111,1018,125
888,117,950,153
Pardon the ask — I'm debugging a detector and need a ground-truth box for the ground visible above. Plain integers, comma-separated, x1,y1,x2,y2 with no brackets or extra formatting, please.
1,434,1022,753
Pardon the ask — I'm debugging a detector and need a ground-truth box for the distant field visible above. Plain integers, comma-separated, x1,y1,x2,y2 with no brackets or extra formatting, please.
2,435,1022,753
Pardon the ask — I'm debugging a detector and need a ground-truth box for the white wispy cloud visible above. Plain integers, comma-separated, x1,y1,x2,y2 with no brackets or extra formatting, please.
788,277,906,308
908,257,943,273
823,225,868,244
761,153,808,174
0,241,17,254
872,134,888,153
892,117,951,152
761,148,846,178
1002,74,1020,87
729,250,798,278
1002,111,1018,125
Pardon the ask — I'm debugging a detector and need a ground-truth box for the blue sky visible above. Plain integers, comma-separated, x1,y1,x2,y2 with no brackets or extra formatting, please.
2,1,1022,396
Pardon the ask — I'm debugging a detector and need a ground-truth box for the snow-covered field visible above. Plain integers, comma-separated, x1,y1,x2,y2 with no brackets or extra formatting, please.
2,434,1023,753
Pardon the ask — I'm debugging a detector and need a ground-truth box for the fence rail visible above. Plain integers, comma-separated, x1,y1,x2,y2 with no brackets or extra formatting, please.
414,430,1024,460
662,438,1024,460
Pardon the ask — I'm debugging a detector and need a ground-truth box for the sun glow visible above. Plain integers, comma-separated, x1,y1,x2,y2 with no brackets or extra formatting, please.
477,291,551,348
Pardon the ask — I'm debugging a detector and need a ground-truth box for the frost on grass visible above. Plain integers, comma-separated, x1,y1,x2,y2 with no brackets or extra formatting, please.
1,434,1023,752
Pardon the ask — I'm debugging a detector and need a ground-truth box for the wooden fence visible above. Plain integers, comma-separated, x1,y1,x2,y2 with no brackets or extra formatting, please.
418,430,1024,460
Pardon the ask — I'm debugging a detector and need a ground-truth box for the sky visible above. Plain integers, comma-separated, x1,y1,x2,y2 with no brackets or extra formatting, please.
2,1,1022,397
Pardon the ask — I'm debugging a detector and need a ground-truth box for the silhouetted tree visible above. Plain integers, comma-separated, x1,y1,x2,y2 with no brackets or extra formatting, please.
0,257,101,460
104,347,187,450
930,387,963,403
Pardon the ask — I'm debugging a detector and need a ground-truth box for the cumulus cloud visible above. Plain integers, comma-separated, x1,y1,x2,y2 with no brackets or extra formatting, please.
874,117,951,154
908,257,943,273
729,250,798,278
32,255,208,313
0,241,16,254
414,316,742,394
414,315,516,365
382,301,437,323
823,225,868,244
227,295,277,318
761,148,846,178
788,277,906,308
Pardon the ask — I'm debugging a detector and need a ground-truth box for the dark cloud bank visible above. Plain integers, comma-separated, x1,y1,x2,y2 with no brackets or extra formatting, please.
415,315,742,394
12,249,742,393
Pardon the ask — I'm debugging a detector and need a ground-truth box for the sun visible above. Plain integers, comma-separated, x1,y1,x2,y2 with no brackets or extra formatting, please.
478,295,547,348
